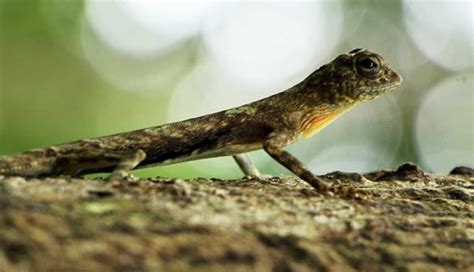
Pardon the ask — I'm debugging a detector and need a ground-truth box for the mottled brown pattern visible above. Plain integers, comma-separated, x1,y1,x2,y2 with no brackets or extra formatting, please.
0,49,402,195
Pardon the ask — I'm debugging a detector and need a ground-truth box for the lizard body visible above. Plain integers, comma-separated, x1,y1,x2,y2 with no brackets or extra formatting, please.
0,49,402,195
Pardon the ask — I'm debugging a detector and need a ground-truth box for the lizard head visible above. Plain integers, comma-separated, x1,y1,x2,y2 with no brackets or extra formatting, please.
296,49,402,138
332,48,402,102
303,49,402,105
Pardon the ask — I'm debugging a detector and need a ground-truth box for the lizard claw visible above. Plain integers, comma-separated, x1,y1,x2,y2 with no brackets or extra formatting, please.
309,182,366,199
328,185,366,199
106,170,139,183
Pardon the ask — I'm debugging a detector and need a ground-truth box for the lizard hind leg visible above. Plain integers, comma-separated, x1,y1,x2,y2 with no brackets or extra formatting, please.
106,149,146,181
233,154,261,178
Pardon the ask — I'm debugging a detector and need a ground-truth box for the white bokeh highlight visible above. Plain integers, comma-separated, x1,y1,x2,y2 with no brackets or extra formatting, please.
85,0,212,56
307,145,384,174
123,1,214,45
81,21,193,94
203,1,343,88
415,73,474,174
402,0,474,71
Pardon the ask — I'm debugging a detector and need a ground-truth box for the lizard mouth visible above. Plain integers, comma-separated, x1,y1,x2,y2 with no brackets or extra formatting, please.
366,70,403,97
360,80,401,93
381,80,402,92
358,80,402,101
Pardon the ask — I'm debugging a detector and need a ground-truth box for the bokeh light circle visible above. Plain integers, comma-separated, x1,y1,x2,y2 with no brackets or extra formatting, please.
80,21,194,94
415,73,473,174
85,0,212,56
402,0,474,71
202,1,343,87
122,1,214,43
306,145,384,174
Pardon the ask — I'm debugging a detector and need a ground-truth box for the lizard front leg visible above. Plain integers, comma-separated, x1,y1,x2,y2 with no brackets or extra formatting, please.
233,154,261,178
106,149,146,181
263,131,358,197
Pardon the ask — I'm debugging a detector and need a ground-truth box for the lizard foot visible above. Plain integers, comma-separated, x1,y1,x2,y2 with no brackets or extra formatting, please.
308,182,366,199
328,185,367,199
105,149,146,182
242,173,273,180
106,170,139,182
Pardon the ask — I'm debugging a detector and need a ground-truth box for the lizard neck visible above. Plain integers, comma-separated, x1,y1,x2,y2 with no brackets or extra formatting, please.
299,106,352,139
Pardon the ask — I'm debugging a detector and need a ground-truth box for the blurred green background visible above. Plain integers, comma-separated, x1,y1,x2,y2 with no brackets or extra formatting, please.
0,0,472,179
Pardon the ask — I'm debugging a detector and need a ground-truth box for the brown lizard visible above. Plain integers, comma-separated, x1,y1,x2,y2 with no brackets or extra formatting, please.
0,49,402,196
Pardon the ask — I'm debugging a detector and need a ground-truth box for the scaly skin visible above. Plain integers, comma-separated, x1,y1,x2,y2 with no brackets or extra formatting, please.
0,49,402,197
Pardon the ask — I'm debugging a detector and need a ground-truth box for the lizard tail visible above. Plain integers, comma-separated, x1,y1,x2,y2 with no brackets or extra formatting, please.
0,153,56,177
0,157,17,176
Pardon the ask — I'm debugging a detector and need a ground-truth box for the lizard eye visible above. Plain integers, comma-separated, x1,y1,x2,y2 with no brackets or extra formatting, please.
356,56,380,78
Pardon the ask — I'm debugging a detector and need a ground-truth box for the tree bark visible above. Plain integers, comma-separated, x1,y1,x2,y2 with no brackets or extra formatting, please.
0,163,472,271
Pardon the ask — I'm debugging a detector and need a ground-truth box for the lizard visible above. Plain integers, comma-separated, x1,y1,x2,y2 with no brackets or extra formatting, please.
0,49,402,197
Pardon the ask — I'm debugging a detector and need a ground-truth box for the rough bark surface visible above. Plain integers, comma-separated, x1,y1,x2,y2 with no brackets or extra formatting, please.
0,163,472,272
